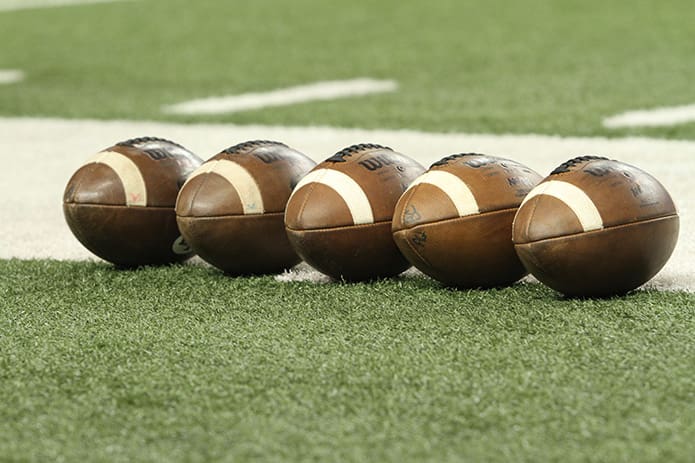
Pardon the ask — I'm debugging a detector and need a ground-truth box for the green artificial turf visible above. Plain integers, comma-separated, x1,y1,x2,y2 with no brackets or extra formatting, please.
0,0,695,138
0,259,693,462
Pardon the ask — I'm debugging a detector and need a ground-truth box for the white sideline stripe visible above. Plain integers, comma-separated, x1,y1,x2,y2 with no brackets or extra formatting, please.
291,169,374,224
162,78,398,115
407,170,479,217
0,0,130,11
603,104,695,128
0,69,24,84
87,151,147,206
522,180,603,232
186,160,264,214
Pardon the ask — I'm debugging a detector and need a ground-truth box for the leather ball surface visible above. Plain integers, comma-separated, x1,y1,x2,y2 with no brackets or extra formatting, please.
284,143,425,281
63,137,203,267
392,153,542,288
175,140,316,275
513,156,679,297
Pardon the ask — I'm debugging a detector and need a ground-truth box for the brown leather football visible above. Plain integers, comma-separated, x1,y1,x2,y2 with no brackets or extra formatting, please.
392,153,542,288
63,137,203,267
285,143,425,281
175,140,316,275
513,156,679,297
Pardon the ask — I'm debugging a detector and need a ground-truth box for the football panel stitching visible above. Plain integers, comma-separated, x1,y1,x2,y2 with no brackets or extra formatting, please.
514,214,679,245
285,219,393,233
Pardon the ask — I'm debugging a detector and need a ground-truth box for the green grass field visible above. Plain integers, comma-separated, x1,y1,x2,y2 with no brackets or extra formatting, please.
1,260,694,462
1,0,694,461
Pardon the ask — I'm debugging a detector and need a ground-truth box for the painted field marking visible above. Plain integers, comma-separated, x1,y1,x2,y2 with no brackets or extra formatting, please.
162,78,398,115
0,69,24,84
603,104,695,128
0,0,131,12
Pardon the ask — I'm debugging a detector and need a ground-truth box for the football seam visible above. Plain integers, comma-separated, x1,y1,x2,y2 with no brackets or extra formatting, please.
513,214,679,245
395,206,520,231
293,179,322,228
397,182,422,229
520,193,542,241
285,220,392,233
63,202,175,210
183,171,208,216
177,211,285,219
182,164,269,216
395,229,432,268
64,163,93,204
290,172,375,227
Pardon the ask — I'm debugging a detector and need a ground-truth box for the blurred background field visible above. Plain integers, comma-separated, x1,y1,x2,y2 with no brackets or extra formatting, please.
1,0,695,137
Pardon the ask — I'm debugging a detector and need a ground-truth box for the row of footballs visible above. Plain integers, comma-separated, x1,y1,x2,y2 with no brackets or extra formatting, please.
63,138,679,297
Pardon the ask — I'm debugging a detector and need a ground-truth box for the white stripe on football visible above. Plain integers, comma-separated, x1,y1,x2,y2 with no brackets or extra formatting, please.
407,170,479,217
290,168,375,224
87,151,147,206
522,180,603,231
186,160,264,214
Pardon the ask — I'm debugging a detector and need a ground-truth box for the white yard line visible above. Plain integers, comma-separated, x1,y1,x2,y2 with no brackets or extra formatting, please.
0,69,24,84
0,0,130,12
1,116,693,291
603,104,695,128
162,78,398,115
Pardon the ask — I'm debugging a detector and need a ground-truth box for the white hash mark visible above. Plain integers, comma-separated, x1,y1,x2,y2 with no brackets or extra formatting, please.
603,104,695,128
162,78,398,115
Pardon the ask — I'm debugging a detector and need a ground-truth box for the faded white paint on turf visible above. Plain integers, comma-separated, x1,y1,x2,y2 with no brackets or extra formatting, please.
0,69,24,84
162,79,398,115
0,0,130,11
604,104,695,128
0,117,693,291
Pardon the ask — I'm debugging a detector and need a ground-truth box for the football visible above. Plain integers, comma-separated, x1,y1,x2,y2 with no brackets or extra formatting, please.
63,137,203,267
175,140,316,275
284,143,425,281
392,153,543,288
513,156,679,297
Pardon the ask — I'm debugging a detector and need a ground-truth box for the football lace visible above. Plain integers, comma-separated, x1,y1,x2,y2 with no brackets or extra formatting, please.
430,153,487,168
326,143,392,163
222,140,287,155
550,155,609,175
116,136,186,149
